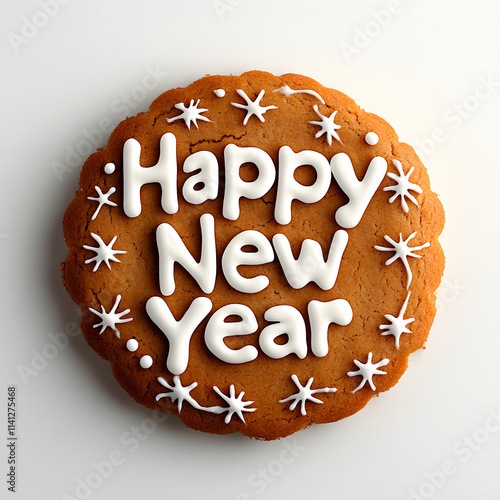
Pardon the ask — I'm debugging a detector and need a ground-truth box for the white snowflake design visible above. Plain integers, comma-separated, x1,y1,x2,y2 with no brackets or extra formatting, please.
213,385,256,424
379,292,414,349
374,232,430,290
280,374,337,416
89,294,132,338
155,377,256,424
167,99,211,129
156,376,202,412
347,352,390,393
309,104,342,145
83,233,126,272
231,89,277,125
384,159,423,213
87,186,117,220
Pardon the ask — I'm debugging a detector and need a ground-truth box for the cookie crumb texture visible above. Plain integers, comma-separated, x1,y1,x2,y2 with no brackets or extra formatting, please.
62,71,444,440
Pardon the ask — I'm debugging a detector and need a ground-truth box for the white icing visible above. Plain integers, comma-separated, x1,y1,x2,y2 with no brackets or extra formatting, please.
308,299,353,357
104,162,116,174
156,376,201,412
83,233,126,272
379,292,414,349
222,230,274,293
259,306,307,359
121,136,394,227
330,153,387,229
204,304,259,364
272,230,348,290
156,213,216,296
274,146,331,225
167,99,211,129
156,376,256,424
89,295,132,338
364,132,379,146
123,132,178,218
182,150,219,204
223,144,276,220
280,375,336,416
274,85,325,104
374,233,430,290
384,159,422,213
347,352,389,393
146,296,212,375
231,89,277,125
309,105,341,145
213,385,256,424
126,339,139,352
90,78,431,423
87,186,117,220
140,355,153,369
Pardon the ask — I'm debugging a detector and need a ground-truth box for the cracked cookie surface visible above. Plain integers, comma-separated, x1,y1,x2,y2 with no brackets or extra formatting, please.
62,71,444,440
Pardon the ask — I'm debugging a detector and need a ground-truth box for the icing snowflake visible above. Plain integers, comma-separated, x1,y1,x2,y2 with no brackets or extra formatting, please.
274,84,325,104
155,378,256,424
167,99,211,129
213,385,256,424
156,376,202,412
309,104,342,145
87,186,117,220
89,294,132,338
375,233,430,290
379,292,414,349
348,352,389,393
231,89,277,125
83,233,126,272
280,374,337,416
384,159,423,212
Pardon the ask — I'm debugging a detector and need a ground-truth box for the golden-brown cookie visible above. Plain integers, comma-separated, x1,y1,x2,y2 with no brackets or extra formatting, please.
62,71,444,440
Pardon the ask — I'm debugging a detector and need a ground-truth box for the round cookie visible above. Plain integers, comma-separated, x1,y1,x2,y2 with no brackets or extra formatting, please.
62,71,445,440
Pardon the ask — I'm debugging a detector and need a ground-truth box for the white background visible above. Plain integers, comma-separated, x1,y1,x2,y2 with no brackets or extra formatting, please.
2,1,500,499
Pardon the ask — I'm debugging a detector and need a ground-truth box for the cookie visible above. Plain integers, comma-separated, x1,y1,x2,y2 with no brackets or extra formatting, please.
62,70,445,440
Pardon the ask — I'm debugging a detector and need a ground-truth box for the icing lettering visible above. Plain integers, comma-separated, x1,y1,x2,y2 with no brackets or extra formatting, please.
205,304,259,364
157,216,347,295
119,133,391,374
182,150,219,204
272,230,348,290
146,297,353,373
122,133,386,228
223,144,276,220
146,296,212,375
123,133,178,218
221,230,275,294
308,299,353,357
157,213,216,296
330,153,387,229
274,146,331,225
259,306,307,359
